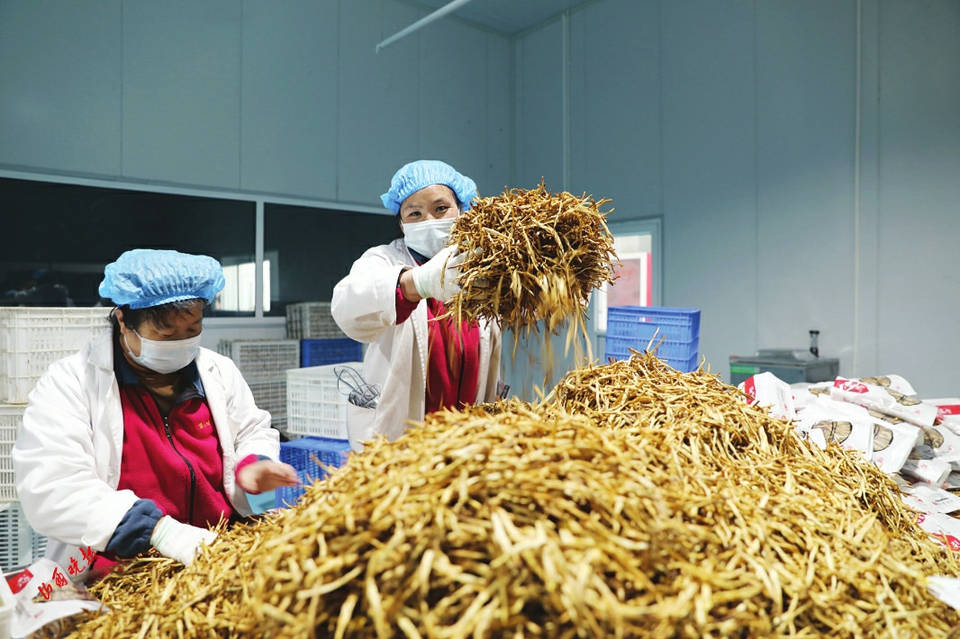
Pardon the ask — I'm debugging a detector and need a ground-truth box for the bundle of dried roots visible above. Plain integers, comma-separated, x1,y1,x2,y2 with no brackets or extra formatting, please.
442,180,617,356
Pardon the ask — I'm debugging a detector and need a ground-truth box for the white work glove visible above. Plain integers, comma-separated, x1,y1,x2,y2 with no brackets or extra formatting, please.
149,515,218,566
409,245,466,303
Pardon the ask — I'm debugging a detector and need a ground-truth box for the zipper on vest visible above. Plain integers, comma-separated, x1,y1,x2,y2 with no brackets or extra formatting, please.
163,415,197,524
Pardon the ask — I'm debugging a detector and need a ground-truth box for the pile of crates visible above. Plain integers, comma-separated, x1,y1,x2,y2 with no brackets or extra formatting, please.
0,308,108,404
217,339,300,433
287,302,361,365
0,500,47,574
278,302,371,508
275,362,364,508
604,306,701,373
0,404,44,574
0,308,102,572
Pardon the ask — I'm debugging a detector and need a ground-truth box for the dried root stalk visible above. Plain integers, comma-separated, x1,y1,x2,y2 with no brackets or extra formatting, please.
61,353,960,638
443,180,617,359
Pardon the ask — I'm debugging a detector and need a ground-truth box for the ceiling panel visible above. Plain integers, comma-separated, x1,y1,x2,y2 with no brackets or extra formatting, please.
412,0,594,35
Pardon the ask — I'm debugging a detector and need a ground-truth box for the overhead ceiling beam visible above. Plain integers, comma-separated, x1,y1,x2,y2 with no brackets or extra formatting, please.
376,0,479,53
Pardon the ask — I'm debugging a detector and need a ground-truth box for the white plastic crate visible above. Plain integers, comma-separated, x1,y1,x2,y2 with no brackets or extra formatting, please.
217,339,300,380
286,302,346,340
247,377,287,427
0,405,24,502
0,308,109,403
0,502,45,574
286,363,362,439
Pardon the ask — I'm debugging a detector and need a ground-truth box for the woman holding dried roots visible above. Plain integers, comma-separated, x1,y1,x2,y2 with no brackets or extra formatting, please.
13,249,299,581
332,160,502,448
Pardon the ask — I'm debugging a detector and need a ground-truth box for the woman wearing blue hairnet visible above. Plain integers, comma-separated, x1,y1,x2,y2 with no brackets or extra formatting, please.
13,249,299,580
332,160,503,448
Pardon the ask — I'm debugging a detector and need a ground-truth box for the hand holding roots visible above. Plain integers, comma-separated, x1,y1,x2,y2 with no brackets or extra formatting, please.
441,180,618,345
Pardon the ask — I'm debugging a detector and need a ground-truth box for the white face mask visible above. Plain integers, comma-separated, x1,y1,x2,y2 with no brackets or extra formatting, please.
126,330,202,374
402,217,455,259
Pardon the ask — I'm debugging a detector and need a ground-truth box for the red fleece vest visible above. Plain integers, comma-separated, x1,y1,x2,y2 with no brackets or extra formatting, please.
117,386,236,528
396,288,481,413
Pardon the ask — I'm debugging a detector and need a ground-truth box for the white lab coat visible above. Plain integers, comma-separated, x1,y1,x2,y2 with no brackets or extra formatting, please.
331,238,501,445
12,330,279,579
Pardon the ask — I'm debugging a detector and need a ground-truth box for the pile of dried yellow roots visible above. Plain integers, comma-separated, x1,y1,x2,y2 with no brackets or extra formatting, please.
58,353,960,638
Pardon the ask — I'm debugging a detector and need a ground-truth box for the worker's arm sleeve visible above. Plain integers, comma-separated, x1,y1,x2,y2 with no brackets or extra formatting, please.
331,248,408,343
13,359,142,551
235,453,271,494
395,284,418,324
105,499,163,557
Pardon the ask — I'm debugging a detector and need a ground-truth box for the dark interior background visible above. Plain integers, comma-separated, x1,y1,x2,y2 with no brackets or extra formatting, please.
0,177,398,315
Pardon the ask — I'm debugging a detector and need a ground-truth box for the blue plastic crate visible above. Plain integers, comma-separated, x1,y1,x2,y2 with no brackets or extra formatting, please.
300,338,363,367
604,306,701,372
275,436,352,508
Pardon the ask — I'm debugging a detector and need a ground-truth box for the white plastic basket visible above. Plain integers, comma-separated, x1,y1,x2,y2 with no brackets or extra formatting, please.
0,405,25,502
0,502,44,575
285,302,346,340
247,377,287,427
286,363,362,440
217,339,300,381
0,308,109,404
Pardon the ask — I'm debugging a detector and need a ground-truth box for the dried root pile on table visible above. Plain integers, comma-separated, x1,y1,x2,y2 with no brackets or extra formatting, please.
60,353,960,638
442,180,617,358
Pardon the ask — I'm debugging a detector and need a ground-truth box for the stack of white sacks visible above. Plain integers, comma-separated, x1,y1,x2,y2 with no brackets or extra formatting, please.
739,372,960,608
740,373,960,543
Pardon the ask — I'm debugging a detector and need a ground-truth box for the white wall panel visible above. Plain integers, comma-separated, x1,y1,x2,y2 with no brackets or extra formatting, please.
504,19,567,400
514,20,564,190
240,1,339,199
0,1,121,176
878,0,960,396
755,1,857,372
122,1,242,188
660,0,757,375
854,0,882,378
484,33,512,197
569,0,660,222
337,0,421,208
420,18,490,196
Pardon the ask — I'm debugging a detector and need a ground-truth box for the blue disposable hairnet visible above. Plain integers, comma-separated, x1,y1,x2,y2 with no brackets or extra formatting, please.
380,160,478,214
99,249,226,310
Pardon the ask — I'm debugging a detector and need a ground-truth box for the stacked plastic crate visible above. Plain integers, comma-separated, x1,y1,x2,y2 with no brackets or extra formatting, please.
0,308,106,572
285,301,363,367
217,339,300,434
285,302,344,340
274,436,352,509
277,303,367,508
0,404,48,573
604,306,702,372
279,362,363,508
